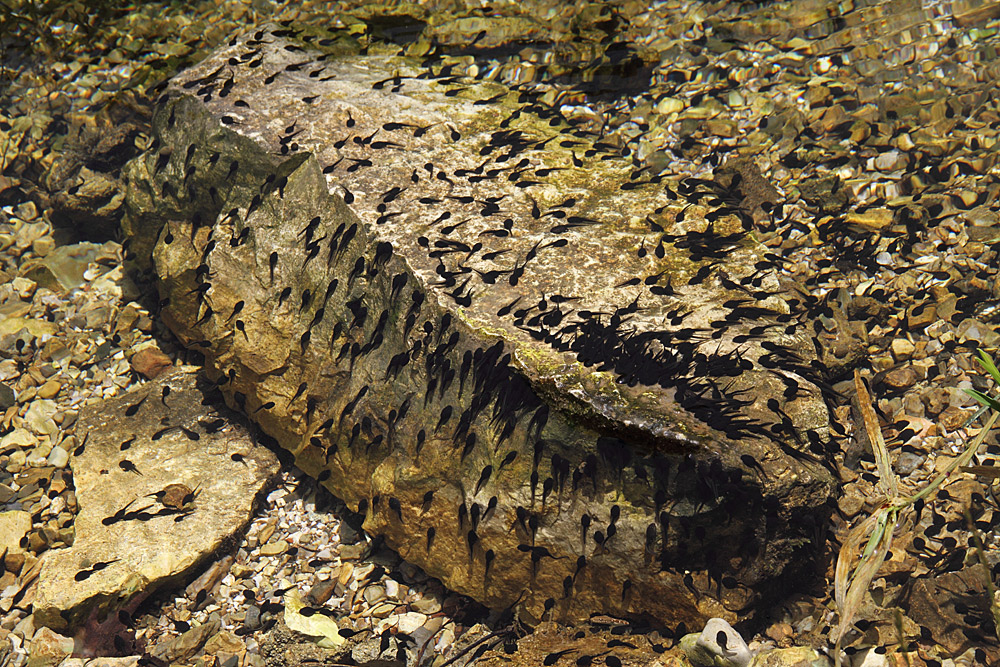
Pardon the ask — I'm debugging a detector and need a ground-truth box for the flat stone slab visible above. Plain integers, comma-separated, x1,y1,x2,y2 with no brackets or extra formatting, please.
0,510,31,556
33,367,280,631
121,24,834,626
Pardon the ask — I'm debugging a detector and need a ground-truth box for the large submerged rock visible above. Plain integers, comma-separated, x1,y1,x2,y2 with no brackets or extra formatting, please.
121,24,835,627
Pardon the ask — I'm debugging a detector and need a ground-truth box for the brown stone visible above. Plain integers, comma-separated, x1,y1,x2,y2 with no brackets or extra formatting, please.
150,618,221,662
764,622,794,648
259,540,289,556
906,303,937,329
938,405,972,432
905,568,999,661
36,380,61,400
25,627,73,667
128,346,173,379
936,294,959,323
703,119,737,137
204,630,245,657
953,0,1000,27
157,483,196,510
890,338,916,361
920,387,951,417
883,366,916,390
713,156,780,222
814,104,847,132
846,209,893,230
306,577,338,606
474,621,684,666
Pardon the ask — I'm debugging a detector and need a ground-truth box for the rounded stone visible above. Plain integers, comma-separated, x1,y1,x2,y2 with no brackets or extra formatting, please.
363,585,386,605
14,201,38,221
655,97,684,114
31,236,56,257
36,380,60,400
368,601,396,618
26,449,50,467
6,449,26,471
393,611,427,634
883,367,916,389
896,451,924,476
129,346,174,379
46,446,68,469
258,540,288,557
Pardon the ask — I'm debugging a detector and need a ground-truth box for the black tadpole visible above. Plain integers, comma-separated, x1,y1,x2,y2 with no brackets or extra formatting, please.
472,465,493,496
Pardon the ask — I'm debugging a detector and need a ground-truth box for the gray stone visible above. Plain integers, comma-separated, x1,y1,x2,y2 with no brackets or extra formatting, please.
243,605,262,632
409,596,441,615
350,634,397,665
896,451,924,476
362,585,386,605
0,383,14,411
687,617,751,667
338,544,365,561
45,446,68,469
391,611,427,635
32,367,281,632
337,517,362,545
120,25,833,626
0,485,16,504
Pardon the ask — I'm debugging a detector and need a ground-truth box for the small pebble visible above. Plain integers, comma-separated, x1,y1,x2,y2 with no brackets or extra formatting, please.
258,541,288,557
46,446,69,469
36,380,60,400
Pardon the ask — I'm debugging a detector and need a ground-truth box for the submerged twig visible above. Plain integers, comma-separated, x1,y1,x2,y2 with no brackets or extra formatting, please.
833,363,1000,666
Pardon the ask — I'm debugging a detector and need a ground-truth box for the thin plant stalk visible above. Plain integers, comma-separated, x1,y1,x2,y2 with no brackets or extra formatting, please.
964,507,1000,642
833,362,1000,666
897,411,998,508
